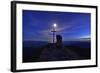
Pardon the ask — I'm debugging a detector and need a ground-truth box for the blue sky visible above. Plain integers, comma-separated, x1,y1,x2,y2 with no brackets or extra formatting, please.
23,10,91,42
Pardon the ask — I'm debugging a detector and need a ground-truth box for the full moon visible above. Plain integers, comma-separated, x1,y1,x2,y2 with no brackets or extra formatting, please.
53,23,57,27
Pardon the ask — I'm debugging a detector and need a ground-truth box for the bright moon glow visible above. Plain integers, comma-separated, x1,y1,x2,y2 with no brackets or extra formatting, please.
53,23,57,28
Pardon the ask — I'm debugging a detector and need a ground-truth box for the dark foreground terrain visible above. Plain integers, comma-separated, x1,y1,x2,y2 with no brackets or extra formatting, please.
23,41,91,63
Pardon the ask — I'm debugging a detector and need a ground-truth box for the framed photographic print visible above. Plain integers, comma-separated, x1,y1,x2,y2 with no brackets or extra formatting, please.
11,1,98,72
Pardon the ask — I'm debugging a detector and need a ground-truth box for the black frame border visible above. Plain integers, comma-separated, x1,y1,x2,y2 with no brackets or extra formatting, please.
11,1,98,72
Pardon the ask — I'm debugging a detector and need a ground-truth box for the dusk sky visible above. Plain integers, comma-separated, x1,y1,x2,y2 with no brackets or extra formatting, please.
23,10,91,42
